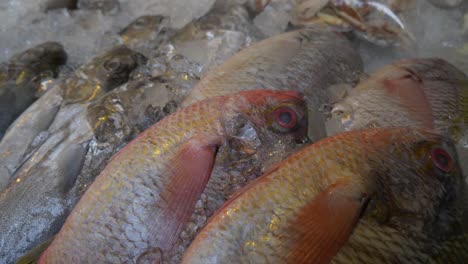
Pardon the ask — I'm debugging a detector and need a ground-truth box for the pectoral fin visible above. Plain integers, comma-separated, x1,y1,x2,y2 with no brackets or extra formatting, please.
152,135,221,251
382,70,434,129
286,179,369,264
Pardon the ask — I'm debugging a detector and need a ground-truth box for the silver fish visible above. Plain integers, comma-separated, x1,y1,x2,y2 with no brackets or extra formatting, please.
0,42,67,139
0,45,146,192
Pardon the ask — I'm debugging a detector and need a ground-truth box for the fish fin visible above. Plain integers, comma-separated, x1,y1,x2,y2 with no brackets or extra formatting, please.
382,70,434,129
152,135,221,251
286,179,369,264
15,236,55,264
55,143,88,194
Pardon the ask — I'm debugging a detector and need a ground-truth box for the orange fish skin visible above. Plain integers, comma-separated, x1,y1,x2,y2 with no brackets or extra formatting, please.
38,89,308,263
332,58,467,139
182,127,465,264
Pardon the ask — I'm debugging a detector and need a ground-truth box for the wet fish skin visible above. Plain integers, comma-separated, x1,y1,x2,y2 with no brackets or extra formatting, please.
0,77,175,264
0,42,67,139
0,104,91,264
182,127,465,263
332,58,467,139
10,21,255,261
180,26,363,141
38,89,308,263
63,45,147,104
0,46,146,192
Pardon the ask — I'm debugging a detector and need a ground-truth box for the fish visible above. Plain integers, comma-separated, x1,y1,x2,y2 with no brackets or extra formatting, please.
182,127,467,263
0,104,91,264
5,18,264,261
38,89,308,263
118,15,173,56
62,45,147,104
0,42,67,139
331,58,468,140
0,77,178,264
148,0,268,80
170,0,266,44
180,26,363,141
141,2,270,106
0,45,146,192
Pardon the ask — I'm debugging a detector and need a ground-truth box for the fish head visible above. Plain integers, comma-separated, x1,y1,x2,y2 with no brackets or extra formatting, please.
332,65,430,131
366,128,463,229
224,89,308,169
237,89,309,143
93,46,148,89
7,42,67,94
63,46,147,104
332,58,467,139
11,42,67,71
119,15,171,47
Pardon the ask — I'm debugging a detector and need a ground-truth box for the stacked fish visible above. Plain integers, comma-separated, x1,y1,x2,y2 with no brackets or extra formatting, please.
0,0,467,264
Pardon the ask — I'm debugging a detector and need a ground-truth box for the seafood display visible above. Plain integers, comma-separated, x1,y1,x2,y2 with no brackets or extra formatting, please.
0,0,467,263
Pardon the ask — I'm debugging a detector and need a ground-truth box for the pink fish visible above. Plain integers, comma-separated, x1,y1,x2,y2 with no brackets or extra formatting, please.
38,89,308,263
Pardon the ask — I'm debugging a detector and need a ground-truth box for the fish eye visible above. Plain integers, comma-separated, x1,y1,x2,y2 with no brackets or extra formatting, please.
274,107,297,129
104,59,122,72
133,18,147,27
431,148,453,173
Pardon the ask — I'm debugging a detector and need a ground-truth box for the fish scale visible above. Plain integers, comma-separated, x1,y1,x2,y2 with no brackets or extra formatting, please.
182,127,466,263
40,100,225,262
333,58,467,140
38,90,308,263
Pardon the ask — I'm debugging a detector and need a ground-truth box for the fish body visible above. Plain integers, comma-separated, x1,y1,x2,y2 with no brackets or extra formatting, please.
39,90,308,263
0,45,146,192
183,127,466,263
0,104,91,264
332,58,467,139
0,77,175,264
0,42,67,139
181,26,363,141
